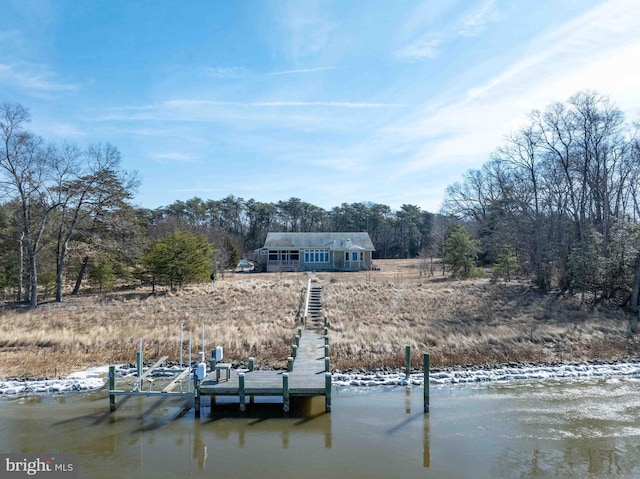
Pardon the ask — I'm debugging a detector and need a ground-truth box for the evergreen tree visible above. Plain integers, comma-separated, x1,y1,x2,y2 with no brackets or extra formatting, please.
492,248,520,282
444,225,481,279
142,230,214,291
89,256,115,293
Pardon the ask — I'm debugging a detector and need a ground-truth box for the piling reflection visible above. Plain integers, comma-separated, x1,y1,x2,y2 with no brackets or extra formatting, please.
193,424,207,470
423,411,430,469
2,380,640,478
202,395,332,451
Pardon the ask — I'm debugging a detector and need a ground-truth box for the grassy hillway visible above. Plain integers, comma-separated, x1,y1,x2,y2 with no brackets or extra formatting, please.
1,259,638,379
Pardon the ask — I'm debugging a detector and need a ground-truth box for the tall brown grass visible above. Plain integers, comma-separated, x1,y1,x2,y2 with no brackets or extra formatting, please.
0,259,638,378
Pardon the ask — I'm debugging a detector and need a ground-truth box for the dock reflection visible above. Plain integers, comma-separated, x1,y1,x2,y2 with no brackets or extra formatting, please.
198,396,332,458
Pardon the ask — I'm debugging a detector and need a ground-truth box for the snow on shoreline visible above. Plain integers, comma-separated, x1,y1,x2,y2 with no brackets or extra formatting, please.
333,361,640,387
1,361,640,396
0,366,109,395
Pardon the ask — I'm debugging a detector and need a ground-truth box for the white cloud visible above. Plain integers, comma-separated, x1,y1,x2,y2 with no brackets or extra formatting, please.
203,66,250,79
394,38,442,61
390,0,640,177
30,120,85,139
458,0,499,36
266,67,337,76
152,152,198,164
395,0,499,62
281,3,336,60
0,61,78,95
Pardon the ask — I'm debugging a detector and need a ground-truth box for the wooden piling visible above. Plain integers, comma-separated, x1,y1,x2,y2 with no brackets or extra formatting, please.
248,357,254,372
325,372,332,412
295,334,300,346
194,377,201,418
324,356,330,373
324,344,329,358
287,357,294,372
405,345,411,379
108,365,117,412
282,373,290,413
239,373,246,412
324,335,329,346
292,344,298,359
424,353,430,414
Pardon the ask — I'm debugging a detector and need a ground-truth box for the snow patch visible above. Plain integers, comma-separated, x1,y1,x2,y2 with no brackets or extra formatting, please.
332,361,640,387
2,361,639,396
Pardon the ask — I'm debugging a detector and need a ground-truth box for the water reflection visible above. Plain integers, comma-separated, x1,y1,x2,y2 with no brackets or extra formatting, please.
1,380,639,478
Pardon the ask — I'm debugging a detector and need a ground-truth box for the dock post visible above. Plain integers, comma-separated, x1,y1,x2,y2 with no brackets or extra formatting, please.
323,326,329,336
324,315,328,327
295,334,300,347
424,353,430,413
324,344,330,358
324,356,330,373
297,327,302,337
405,345,411,379
194,377,201,418
248,357,254,372
108,365,117,412
287,357,294,372
292,344,298,359
325,372,332,412
239,373,246,412
136,350,143,392
282,373,290,413
324,335,329,346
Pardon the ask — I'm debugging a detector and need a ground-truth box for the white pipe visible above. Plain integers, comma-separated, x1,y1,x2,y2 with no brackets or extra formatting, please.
188,338,192,393
179,323,183,370
138,338,143,392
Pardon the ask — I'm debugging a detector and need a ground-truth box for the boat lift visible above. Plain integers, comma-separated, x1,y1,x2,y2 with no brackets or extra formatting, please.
108,323,210,411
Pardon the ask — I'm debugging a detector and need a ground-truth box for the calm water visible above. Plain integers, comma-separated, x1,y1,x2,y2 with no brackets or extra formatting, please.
1,378,639,478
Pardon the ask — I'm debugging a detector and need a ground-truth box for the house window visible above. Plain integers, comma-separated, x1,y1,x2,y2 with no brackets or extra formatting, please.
304,249,329,263
351,251,359,261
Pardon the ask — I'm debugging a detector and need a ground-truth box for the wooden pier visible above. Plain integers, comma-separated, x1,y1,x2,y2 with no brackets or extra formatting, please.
106,276,433,418
197,327,331,416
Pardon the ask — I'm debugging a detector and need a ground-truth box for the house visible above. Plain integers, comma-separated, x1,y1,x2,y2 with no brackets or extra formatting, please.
255,232,376,272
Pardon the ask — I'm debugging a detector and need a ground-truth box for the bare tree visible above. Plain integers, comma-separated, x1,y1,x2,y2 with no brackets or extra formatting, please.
0,103,65,307
53,142,139,302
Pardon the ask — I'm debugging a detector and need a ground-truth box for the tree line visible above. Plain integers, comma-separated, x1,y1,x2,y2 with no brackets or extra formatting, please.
442,91,640,328
4,91,640,329
1,102,452,306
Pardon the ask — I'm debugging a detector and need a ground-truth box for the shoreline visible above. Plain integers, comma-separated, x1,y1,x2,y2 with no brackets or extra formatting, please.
2,357,639,396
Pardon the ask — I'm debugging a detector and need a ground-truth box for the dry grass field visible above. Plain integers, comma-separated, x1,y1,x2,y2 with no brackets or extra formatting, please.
1,259,638,378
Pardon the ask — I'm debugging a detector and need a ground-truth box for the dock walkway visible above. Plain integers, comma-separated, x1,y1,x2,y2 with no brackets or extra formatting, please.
198,328,331,414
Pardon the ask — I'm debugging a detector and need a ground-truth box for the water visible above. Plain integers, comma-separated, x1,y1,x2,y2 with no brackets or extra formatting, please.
1,378,639,478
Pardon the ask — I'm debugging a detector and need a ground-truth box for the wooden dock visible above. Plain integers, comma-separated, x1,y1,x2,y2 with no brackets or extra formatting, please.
197,328,331,415
108,277,336,418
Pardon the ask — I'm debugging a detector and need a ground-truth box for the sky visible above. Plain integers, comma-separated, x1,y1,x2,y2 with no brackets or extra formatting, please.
2,0,640,214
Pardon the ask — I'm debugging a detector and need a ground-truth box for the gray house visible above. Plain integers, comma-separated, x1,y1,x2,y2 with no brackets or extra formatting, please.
255,232,375,272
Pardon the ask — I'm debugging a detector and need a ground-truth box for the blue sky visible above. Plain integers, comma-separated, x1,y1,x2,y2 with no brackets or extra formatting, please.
2,0,640,213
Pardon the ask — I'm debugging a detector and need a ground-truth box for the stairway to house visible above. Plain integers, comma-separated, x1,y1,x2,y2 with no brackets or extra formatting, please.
306,282,324,328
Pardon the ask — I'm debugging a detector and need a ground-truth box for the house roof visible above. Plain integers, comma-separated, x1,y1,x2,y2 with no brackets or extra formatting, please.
262,232,375,251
